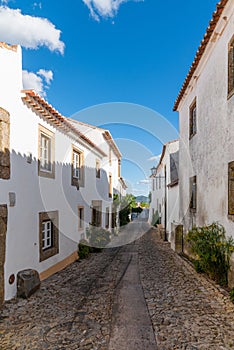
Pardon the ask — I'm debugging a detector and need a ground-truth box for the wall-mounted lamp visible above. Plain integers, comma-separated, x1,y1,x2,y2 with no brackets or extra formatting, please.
151,166,157,176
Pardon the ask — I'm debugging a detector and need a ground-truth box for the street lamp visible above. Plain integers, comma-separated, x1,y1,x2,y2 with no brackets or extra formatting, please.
151,166,157,176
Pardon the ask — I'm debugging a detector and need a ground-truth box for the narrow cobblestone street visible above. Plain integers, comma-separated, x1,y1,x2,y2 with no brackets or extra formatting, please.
1,224,234,349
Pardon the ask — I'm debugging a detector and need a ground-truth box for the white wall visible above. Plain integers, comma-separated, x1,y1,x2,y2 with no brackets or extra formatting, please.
0,45,118,300
149,141,179,245
177,2,234,239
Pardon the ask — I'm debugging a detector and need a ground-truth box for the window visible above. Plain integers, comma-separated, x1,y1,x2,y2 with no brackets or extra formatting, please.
228,162,234,216
40,134,51,172
109,147,112,165
159,176,161,189
73,151,81,179
228,37,234,97
78,206,84,230
156,178,158,190
71,146,84,187
96,159,101,178
152,178,155,191
91,201,102,227
106,207,110,228
0,107,10,180
190,176,197,211
39,211,59,262
38,125,55,179
118,159,121,178
109,174,113,198
189,100,197,139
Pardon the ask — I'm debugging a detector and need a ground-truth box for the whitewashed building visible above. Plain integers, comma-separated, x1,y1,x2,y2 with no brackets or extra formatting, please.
0,43,122,302
149,140,179,248
67,119,127,227
174,0,234,282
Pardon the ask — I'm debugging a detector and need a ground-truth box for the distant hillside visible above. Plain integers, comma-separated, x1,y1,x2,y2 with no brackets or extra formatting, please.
135,195,149,203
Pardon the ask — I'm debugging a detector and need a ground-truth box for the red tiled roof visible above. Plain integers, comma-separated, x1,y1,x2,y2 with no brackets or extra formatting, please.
67,118,122,159
173,0,229,111
0,42,18,51
103,130,122,159
22,90,107,157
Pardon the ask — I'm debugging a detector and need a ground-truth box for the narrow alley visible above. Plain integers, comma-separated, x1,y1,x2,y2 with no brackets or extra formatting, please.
1,223,234,350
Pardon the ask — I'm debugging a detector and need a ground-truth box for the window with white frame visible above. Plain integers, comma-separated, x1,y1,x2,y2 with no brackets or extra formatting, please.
73,150,81,179
71,146,84,187
38,125,55,179
39,211,59,262
42,220,53,250
40,134,51,172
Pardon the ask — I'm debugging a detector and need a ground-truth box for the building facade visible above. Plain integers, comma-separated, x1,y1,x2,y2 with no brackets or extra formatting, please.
149,140,179,248
0,43,121,302
174,0,234,282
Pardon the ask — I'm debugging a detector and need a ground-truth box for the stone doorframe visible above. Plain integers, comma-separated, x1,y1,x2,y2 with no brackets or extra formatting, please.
0,204,7,307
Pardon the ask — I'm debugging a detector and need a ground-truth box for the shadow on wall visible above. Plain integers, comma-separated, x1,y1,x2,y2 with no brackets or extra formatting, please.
0,149,118,241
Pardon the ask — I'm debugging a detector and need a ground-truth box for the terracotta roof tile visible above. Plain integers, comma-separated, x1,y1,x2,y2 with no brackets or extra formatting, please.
21,90,107,157
173,0,229,111
0,42,18,51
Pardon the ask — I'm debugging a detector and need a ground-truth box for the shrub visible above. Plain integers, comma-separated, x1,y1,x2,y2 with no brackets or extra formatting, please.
86,226,111,248
187,222,234,286
230,288,234,302
78,239,91,259
151,210,159,226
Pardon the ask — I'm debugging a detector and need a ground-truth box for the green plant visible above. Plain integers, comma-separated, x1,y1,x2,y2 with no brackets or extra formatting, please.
187,222,234,286
86,226,111,248
78,239,91,259
151,210,159,226
229,288,234,302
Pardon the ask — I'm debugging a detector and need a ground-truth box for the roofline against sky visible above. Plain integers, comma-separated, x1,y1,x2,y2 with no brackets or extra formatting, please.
173,0,229,111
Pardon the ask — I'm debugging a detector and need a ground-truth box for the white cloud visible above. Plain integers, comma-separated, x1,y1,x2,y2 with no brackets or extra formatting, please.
22,69,53,96
38,69,53,85
137,179,150,185
82,0,143,21
148,154,161,162
0,6,64,53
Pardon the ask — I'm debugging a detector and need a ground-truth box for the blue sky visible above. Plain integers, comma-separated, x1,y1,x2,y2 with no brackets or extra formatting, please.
0,0,218,195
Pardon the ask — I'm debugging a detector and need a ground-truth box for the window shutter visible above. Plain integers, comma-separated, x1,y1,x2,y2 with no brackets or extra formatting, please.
228,162,234,215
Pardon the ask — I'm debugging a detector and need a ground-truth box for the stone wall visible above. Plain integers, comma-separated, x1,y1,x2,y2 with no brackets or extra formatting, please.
0,107,10,180
0,205,7,306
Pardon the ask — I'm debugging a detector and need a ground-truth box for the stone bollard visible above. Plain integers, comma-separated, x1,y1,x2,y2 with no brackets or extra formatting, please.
17,269,41,299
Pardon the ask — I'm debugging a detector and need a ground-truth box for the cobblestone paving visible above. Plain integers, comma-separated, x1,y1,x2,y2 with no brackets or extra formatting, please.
139,229,234,350
1,225,234,350
0,248,125,350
